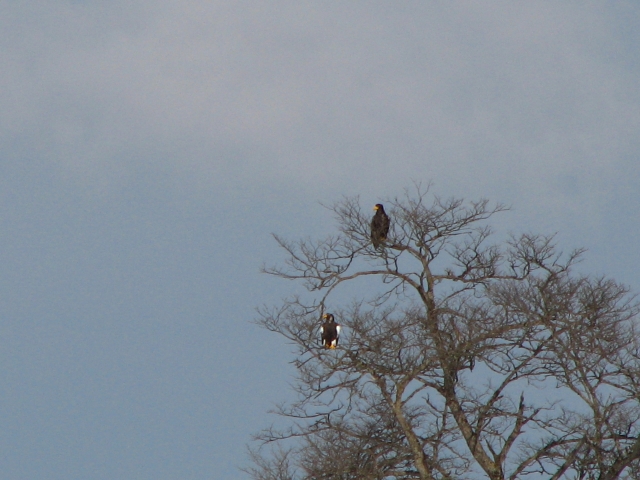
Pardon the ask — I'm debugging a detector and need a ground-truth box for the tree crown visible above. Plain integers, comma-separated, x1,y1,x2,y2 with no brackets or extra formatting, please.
249,186,640,480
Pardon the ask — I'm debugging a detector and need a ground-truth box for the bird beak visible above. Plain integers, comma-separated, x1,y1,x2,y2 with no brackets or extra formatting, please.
322,314,328,318
373,205,378,210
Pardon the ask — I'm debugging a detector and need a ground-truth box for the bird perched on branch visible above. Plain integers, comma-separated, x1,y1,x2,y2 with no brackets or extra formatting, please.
370,203,390,248
320,313,341,349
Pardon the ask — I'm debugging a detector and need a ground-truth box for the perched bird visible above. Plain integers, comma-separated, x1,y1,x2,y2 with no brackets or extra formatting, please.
370,204,390,248
320,313,341,349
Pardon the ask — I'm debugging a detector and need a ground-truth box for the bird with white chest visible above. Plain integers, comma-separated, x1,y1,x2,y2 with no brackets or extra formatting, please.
320,313,341,349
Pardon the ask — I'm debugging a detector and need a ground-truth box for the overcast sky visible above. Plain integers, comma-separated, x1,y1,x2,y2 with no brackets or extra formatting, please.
1,2,639,479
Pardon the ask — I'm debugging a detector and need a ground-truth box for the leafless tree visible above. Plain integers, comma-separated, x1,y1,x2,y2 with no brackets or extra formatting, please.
247,186,640,480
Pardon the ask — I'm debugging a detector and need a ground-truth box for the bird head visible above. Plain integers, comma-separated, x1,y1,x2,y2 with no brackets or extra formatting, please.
374,204,384,211
323,313,334,322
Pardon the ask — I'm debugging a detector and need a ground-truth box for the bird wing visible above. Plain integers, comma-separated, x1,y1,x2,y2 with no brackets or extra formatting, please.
382,213,390,233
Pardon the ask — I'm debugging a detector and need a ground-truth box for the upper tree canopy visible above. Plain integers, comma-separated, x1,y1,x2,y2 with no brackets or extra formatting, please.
249,186,640,480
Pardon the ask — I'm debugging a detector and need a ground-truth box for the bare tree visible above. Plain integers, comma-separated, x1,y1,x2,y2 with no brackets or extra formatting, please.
248,186,640,480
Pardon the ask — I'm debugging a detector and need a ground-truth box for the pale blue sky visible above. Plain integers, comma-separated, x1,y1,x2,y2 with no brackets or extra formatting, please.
1,2,639,478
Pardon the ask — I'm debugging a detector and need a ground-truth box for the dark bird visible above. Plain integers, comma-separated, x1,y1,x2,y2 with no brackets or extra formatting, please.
320,313,341,349
370,203,390,248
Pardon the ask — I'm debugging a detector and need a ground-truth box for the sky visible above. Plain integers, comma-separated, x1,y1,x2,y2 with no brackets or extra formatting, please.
1,2,639,479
